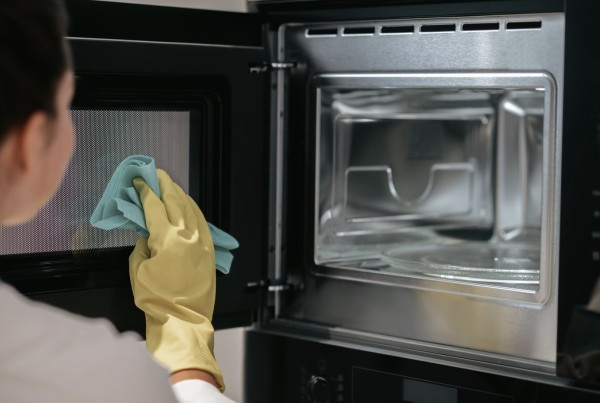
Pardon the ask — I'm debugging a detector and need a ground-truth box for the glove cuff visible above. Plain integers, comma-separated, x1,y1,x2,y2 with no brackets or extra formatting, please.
145,314,225,392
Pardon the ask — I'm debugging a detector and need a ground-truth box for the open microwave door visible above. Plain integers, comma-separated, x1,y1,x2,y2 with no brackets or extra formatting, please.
0,1,268,333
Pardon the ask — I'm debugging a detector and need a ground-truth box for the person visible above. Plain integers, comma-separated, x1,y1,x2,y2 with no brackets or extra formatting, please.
0,1,235,402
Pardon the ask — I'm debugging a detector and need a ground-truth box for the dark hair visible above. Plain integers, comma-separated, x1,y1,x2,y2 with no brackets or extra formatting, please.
0,0,70,141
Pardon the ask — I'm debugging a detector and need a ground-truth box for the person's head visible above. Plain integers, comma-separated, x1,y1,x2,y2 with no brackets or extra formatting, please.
0,0,74,224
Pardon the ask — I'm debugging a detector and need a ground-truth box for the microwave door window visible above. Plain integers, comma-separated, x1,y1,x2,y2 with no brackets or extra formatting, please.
316,87,546,294
0,109,191,255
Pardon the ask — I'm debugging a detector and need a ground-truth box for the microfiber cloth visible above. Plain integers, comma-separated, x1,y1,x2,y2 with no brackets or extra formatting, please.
90,155,238,274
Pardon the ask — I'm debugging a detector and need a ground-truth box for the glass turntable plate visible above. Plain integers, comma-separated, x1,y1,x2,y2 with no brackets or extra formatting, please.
381,242,540,284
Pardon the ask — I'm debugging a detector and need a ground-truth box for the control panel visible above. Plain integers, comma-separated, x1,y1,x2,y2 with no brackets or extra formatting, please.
246,331,600,403
300,359,346,402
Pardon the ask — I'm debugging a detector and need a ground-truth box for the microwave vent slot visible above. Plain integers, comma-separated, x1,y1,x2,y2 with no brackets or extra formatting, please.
461,22,500,32
419,23,456,33
380,25,415,35
305,18,544,40
306,27,338,37
506,21,542,30
343,26,376,36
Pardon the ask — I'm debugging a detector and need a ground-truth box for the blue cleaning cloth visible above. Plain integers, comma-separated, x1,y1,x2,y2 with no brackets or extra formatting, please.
90,155,238,274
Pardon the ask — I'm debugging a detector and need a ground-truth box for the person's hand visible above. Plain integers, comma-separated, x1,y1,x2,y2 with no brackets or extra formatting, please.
129,169,224,391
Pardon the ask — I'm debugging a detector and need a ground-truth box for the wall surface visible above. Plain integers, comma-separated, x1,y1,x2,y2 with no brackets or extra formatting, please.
94,0,248,12
215,327,246,402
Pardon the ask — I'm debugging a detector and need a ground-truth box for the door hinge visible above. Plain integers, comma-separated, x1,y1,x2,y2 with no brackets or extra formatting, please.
245,279,293,293
249,61,297,74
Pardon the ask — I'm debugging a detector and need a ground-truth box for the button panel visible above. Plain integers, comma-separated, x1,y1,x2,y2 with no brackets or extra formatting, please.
300,359,346,402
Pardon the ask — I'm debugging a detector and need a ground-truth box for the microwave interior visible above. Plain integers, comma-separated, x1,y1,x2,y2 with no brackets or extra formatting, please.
316,85,546,294
269,14,564,310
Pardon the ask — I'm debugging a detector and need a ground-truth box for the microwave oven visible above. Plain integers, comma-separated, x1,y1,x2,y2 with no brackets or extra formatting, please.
2,0,600,401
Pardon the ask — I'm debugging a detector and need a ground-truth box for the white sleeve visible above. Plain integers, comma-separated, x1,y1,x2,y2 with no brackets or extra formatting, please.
0,283,178,403
172,380,237,403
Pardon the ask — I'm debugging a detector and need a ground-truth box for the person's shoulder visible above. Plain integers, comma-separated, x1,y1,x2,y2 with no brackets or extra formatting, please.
0,283,178,403
0,282,137,359
0,282,121,338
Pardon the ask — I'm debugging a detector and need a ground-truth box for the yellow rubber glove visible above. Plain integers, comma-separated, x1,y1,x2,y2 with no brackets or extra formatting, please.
128,169,224,391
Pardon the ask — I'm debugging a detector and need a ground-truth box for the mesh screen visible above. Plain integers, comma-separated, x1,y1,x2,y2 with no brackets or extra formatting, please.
0,109,192,255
